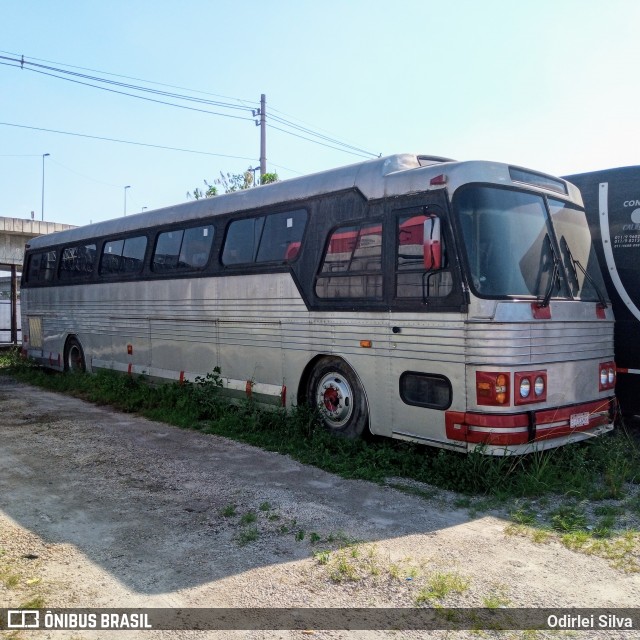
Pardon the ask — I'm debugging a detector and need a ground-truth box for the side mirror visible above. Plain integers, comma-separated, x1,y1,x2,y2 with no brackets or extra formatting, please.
423,216,442,270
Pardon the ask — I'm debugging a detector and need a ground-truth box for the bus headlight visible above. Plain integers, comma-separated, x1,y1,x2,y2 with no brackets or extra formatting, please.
519,378,531,399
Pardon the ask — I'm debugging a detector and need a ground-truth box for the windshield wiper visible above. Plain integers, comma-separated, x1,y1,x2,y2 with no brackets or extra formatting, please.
537,233,560,308
560,237,608,308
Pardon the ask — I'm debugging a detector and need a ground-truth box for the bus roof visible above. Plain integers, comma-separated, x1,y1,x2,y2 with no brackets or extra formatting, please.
27,153,579,249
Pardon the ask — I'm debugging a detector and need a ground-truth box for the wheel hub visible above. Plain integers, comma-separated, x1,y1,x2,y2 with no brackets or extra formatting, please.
316,373,353,428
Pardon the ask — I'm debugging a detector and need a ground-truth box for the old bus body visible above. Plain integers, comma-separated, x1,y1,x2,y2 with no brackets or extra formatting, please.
21,154,616,454
564,166,640,418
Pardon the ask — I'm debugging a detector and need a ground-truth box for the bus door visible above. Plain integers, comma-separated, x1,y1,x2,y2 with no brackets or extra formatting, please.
385,206,467,449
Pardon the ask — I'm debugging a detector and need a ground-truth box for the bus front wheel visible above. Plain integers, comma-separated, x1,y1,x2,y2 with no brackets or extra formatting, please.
307,358,369,439
64,337,86,373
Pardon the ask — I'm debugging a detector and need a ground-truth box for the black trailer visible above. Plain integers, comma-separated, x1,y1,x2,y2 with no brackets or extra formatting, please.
564,166,640,417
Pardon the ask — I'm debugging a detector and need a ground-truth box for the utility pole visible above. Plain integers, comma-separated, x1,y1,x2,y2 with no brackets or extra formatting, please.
256,94,266,177
10,265,17,345
41,153,50,221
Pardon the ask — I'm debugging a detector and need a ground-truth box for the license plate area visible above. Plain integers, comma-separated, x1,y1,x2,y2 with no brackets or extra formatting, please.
570,412,590,428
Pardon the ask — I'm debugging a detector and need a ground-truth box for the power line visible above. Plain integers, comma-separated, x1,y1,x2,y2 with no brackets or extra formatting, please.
0,121,257,162
2,52,380,160
0,48,256,106
0,56,253,111
267,124,375,159
48,158,125,189
0,58,255,122
269,112,378,157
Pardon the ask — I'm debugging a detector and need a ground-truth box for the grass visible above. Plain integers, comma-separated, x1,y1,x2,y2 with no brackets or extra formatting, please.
219,504,237,517
505,503,640,572
317,543,383,583
0,542,47,614
239,511,257,526
415,571,470,603
236,525,259,545
0,352,640,540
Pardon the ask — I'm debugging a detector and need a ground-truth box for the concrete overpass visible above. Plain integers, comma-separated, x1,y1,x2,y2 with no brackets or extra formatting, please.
1,217,76,268
1,216,76,344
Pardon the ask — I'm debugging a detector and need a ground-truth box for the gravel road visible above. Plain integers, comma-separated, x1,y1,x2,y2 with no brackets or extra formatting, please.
1,375,639,640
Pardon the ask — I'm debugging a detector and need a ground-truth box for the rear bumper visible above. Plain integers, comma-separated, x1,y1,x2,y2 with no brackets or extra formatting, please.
445,397,615,452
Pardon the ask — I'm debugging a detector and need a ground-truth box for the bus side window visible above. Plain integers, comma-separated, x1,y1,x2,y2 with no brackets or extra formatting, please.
222,217,264,265
152,230,184,271
222,209,307,266
256,210,307,263
100,237,148,275
121,236,148,273
396,213,452,298
316,222,383,299
59,244,97,279
179,226,214,269
101,240,124,275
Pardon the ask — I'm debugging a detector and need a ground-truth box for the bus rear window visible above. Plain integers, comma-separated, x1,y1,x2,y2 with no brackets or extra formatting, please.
26,250,57,284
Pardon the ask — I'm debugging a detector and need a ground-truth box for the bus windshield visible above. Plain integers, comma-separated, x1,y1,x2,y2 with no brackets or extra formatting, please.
456,186,572,299
548,198,608,303
456,186,607,302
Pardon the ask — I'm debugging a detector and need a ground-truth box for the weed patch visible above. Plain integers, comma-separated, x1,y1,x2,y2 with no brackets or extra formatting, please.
2,350,640,505
415,571,470,603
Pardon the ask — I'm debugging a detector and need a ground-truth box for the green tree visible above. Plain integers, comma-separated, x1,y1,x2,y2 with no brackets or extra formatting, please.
216,169,254,193
186,180,217,200
260,172,279,185
187,167,279,200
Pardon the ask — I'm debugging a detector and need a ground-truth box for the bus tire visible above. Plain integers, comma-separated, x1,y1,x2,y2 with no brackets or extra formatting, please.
307,357,369,439
64,337,86,373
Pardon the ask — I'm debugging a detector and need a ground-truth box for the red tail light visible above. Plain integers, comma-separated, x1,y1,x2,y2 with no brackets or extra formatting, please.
476,372,510,406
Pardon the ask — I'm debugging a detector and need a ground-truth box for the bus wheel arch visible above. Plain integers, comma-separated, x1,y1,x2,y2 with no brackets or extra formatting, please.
64,335,86,373
303,355,370,439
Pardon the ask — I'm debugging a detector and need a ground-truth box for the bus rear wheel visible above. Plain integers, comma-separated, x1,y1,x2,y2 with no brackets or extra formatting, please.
307,358,369,439
64,337,86,373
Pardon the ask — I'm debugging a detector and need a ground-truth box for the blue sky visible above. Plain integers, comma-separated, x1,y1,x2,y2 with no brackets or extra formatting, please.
1,0,639,227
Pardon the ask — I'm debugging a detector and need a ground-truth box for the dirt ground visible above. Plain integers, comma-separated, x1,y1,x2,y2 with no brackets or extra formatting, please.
1,374,639,640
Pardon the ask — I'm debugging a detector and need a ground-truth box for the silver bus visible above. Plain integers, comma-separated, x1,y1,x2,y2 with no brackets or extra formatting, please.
20,154,616,454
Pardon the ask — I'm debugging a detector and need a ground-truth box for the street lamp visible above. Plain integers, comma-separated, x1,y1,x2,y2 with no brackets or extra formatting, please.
124,185,131,216
41,153,50,221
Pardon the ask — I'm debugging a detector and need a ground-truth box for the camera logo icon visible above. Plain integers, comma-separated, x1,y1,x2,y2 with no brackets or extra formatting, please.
7,610,40,629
